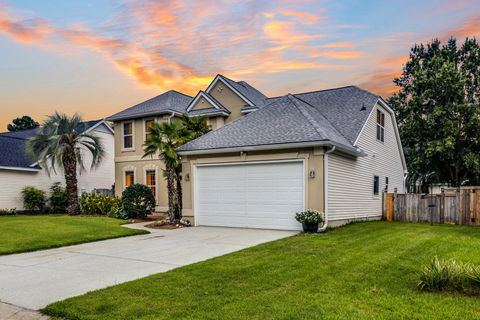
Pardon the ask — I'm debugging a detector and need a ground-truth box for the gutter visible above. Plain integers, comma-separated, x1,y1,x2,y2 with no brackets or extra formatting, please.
0,166,41,172
177,140,365,157
319,146,335,233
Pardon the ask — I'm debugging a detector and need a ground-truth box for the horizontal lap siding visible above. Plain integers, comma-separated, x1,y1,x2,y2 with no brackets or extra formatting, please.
328,103,405,221
0,126,114,210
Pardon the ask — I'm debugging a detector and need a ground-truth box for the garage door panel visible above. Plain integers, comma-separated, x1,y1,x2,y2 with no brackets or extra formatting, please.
196,161,304,230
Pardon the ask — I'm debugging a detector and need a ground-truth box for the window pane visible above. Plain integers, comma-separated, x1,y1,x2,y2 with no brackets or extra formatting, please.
124,136,132,148
373,176,379,195
145,120,153,141
381,113,385,126
125,171,134,187
123,122,132,135
381,127,384,142
146,170,156,195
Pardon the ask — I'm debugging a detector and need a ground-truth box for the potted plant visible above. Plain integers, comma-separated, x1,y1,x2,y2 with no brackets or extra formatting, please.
295,209,324,233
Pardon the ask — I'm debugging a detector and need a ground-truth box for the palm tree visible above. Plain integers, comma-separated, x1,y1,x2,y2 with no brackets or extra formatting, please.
179,113,211,139
27,112,105,214
143,120,190,222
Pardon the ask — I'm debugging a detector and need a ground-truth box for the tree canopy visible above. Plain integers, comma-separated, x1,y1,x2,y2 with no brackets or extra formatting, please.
7,115,39,131
389,38,480,190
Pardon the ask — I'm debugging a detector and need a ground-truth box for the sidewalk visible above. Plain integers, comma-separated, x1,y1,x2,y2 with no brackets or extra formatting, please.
0,302,49,319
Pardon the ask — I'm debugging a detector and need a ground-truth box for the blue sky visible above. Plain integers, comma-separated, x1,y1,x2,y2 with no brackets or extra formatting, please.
1,0,480,130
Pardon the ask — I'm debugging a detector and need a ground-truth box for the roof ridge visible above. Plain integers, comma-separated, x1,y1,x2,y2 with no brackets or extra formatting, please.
169,89,193,98
0,134,28,141
293,95,349,141
267,85,361,100
286,94,326,139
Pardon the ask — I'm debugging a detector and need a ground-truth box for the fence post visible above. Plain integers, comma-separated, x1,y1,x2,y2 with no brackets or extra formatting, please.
440,188,445,224
393,187,398,221
382,188,386,220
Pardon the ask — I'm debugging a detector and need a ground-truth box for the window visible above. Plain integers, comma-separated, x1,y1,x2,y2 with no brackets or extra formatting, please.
373,175,380,196
125,171,134,188
123,121,133,149
385,177,389,192
376,110,385,142
145,119,154,142
146,170,156,196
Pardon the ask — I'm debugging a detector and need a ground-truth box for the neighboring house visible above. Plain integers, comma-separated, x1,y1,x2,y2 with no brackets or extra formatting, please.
109,74,407,230
0,120,114,210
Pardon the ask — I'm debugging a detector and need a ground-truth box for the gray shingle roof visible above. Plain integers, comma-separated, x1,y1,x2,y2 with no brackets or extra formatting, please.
177,86,379,154
219,75,268,106
0,120,103,140
107,90,193,121
0,136,38,169
0,120,105,170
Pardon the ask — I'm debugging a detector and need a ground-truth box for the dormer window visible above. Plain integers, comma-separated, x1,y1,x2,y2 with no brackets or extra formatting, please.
376,110,385,142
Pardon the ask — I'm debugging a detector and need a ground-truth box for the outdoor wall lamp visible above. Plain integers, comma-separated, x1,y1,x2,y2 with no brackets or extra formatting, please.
185,173,190,182
309,169,316,179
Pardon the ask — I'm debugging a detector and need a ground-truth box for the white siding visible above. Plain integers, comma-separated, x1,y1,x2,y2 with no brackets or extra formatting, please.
327,103,405,222
0,124,114,210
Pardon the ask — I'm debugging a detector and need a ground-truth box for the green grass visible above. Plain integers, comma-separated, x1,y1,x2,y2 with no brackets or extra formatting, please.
43,222,480,320
0,215,148,255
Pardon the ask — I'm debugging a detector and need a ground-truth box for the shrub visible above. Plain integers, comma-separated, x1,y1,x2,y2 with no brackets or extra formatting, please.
121,184,156,219
80,193,121,215
418,256,480,294
21,186,46,212
0,208,16,216
48,182,68,213
295,209,324,224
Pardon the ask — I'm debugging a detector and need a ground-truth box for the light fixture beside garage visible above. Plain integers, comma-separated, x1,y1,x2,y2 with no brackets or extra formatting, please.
309,169,316,179
185,173,190,181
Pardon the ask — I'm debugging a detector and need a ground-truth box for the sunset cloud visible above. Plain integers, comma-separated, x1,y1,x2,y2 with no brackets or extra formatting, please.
1,0,480,131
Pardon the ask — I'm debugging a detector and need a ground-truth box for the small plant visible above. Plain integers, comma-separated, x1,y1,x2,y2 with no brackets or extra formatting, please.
48,182,68,213
295,209,324,224
21,186,46,212
80,193,121,215
121,184,156,219
0,208,16,216
108,207,129,220
418,256,480,294
295,209,324,233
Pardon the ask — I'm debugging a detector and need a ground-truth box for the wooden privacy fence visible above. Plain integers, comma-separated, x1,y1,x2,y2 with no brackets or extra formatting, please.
383,187,480,225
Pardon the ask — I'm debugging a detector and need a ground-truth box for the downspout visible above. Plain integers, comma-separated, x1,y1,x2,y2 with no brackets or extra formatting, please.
318,145,336,232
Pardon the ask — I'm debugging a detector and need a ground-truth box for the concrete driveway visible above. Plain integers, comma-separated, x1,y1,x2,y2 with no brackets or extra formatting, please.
0,223,296,310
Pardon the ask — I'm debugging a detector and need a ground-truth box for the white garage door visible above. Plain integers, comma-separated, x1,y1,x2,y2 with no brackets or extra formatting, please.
195,161,304,230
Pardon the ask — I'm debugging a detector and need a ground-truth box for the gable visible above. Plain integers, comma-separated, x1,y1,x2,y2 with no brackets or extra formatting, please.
191,96,216,111
356,100,407,172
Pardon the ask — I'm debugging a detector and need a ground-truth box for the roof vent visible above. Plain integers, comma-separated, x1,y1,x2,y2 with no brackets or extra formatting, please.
360,103,366,111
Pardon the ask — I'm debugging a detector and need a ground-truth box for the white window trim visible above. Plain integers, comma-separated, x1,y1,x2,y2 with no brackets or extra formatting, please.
122,121,135,152
143,118,156,143
144,164,158,200
123,165,136,190
376,110,385,143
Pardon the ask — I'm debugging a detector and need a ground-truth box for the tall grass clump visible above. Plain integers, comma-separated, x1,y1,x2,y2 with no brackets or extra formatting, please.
418,256,480,295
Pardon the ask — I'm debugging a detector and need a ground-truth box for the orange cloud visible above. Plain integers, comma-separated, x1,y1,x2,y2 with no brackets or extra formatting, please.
280,9,321,24
264,21,325,44
321,41,353,49
0,10,51,43
309,50,363,59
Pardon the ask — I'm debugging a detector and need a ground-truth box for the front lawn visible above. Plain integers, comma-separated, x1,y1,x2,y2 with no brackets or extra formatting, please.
43,222,480,320
0,215,147,255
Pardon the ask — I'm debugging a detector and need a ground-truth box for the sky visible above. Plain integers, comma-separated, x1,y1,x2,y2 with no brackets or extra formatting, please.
1,0,480,130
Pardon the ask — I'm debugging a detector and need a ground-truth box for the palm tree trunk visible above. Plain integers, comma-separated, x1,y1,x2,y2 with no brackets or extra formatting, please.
63,155,80,215
166,167,176,223
175,170,183,219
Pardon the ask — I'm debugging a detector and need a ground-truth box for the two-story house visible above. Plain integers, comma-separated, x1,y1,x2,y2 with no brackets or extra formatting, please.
107,74,269,212
109,74,407,230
